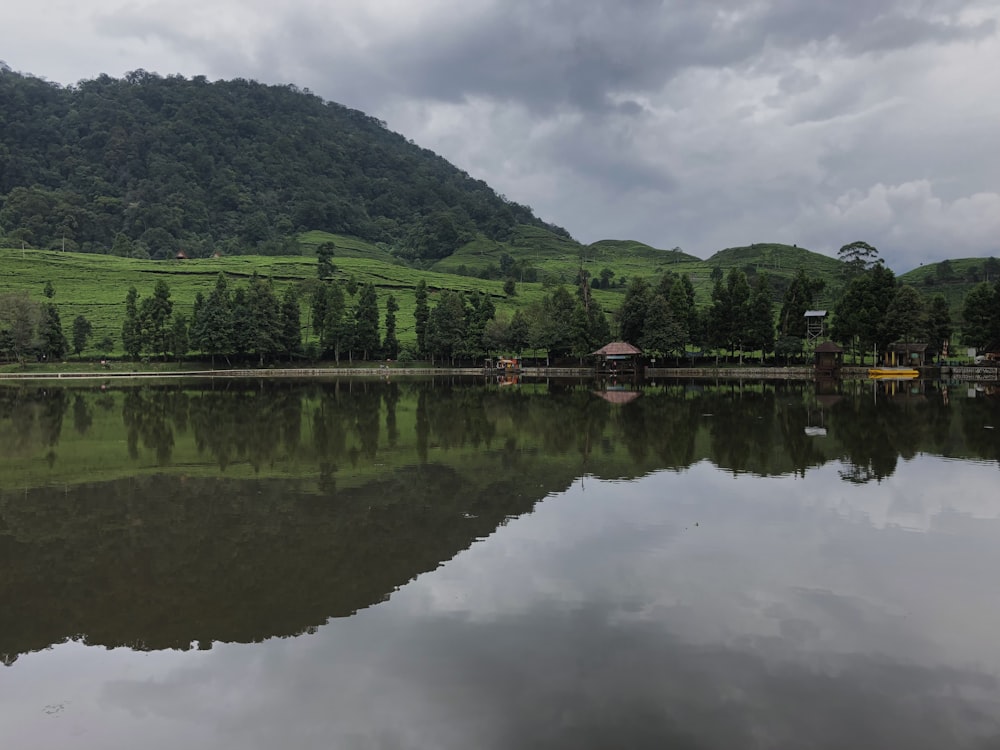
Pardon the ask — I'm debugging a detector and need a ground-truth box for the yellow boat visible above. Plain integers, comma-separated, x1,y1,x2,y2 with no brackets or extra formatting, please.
868,368,919,379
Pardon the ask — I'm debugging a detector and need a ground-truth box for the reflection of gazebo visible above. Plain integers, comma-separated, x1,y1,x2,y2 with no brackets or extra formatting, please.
593,389,641,405
591,342,642,374
814,341,843,376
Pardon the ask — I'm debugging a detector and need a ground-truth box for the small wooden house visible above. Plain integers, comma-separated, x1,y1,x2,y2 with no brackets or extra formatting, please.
591,342,642,374
814,340,843,376
882,342,935,367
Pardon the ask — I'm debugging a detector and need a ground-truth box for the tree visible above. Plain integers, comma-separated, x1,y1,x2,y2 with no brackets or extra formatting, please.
168,313,189,361
673,274,698,348
242,275,282,365
405,211,469,260
985,257,1000,282
961,282,997,351
925,295,952,360
838,240,881,279
884,285,925,345
499,253,515,277
43,280,55,299
576,269,593,312
483,314,511,355
111,232,134,257
414,280,429,356
709,269,751,359
122,287,142,360
831,264,897,363
532,286,579,362
426,290,468,364
618,277,651,345
503,278,516,296
586,300,612,354
745,273,775,361
72,315,93,357
38,303,68,360
464,291,496,360
640,294,685,359
278,286,302,359
383,294,399,359
774,335,803,364
0,292,41,363
198,273,235,365
317,242,336,279
354,282,380,360
326,281,351,362
509,309,530,356
139,279,173,360
311,284,330,350
190,292,208,353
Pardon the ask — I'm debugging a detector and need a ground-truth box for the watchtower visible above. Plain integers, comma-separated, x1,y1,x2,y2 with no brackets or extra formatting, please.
804,310,827,343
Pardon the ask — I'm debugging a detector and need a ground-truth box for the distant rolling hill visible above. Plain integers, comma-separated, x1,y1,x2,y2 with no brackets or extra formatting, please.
0,67,566,260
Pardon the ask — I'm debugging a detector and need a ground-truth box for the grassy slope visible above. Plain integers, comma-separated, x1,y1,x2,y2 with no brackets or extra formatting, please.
0,243,616,357
705,243,847,308
434,227,706,288
6,234,992,360
897,258,1000,315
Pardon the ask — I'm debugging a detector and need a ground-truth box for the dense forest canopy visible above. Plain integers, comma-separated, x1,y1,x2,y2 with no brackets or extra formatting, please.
0,66,569,259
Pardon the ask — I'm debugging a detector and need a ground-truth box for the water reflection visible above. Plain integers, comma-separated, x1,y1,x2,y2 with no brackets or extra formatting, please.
2,378,1000,747
2,378,999,484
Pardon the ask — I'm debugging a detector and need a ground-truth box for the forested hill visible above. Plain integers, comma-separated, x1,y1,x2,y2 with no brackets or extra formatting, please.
0,66,568,259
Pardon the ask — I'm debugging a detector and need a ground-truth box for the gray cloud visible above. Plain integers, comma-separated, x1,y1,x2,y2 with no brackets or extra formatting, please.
5,0,1000,268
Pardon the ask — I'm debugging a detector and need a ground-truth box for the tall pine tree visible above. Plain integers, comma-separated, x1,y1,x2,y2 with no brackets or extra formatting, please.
122,287,142,360
383,295,399,360
414,279,429,356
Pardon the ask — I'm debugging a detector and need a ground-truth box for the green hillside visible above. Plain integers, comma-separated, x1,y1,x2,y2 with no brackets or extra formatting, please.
898,257,1000,314
0,68,567,260
2,61,994,360
0,245,623,358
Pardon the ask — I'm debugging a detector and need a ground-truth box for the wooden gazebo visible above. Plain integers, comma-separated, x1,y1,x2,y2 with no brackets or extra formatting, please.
591,341,642,374
814,341,843,376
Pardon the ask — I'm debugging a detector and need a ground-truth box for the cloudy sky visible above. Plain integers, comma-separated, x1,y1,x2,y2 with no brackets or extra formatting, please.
5,0,999,270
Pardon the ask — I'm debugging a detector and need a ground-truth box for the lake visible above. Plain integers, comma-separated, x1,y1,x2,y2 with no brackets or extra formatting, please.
2,377,1000,749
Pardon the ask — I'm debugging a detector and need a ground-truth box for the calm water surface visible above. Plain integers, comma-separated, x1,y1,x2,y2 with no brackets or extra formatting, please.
2,377,1000,749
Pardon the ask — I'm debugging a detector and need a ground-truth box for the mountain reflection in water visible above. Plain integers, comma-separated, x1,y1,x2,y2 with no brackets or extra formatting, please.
1,378,1000,749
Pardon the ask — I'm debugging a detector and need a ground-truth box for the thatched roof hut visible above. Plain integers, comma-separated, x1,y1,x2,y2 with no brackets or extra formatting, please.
591,341,642,374
591,342,642,357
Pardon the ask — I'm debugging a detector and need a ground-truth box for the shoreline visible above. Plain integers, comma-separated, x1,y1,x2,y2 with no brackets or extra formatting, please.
0,364,997,382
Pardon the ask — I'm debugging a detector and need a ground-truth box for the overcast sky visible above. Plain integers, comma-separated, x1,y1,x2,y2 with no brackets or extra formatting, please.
5,0,999,270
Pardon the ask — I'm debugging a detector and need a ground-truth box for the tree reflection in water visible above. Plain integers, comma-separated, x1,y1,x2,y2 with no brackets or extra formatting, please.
1,376,999,665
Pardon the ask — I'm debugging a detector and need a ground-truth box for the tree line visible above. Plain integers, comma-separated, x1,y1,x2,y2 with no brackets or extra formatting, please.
606,240,978,365
4,240,1000,367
